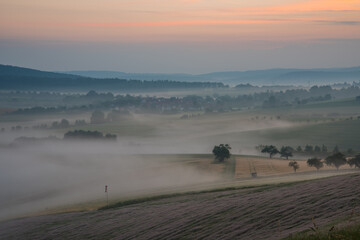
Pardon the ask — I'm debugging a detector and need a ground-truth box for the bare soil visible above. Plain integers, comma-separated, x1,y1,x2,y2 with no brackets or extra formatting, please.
1,174,359,240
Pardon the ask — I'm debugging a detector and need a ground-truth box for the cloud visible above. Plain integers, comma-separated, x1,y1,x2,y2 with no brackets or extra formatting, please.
314,20,360,25
78,19,281,28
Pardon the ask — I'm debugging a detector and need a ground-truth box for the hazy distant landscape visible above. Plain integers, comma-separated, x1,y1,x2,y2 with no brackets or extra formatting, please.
1,0,360,239
1,63,360,239
66,66,360,86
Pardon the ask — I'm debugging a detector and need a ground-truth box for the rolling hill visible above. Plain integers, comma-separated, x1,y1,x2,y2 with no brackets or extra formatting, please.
67,66,360,86
0,65,226,91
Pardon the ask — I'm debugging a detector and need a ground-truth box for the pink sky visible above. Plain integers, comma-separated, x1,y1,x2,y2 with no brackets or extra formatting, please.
1,0,360,72
1,0,360,42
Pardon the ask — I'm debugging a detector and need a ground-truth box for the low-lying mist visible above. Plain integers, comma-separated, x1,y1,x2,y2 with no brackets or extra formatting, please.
0,140,221,221
0,114,298,220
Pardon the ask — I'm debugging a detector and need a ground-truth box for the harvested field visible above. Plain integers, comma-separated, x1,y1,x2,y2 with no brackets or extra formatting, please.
1,174,359,240
235,156,352,178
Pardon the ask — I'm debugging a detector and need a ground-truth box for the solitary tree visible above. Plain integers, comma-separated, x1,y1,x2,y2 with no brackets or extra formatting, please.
212,144,231,162
289,161,299,173
280,146,294,160
91,110,106,124
261,145,279,158
307,157,323,171
348,154,360,168
325,152,347,170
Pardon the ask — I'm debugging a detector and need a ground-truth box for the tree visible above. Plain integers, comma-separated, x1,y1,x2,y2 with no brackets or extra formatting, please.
212,144,231,162
261,145,279,158
325,152,347,170
86,90,98,98
332,145,340,154
296,146,303,153
280,146,294,160
51,121,59,128
75,119,86,126
289,161,299,173
107,110,130,122
91,110,106,124
307,157,323,171
348,154,360,168
64,130,104,139
64,130,117,141
304,145,313,154
105,133,117,141
347,148,355,155
60,118,70,128
321,144,328,153
314,145,321,153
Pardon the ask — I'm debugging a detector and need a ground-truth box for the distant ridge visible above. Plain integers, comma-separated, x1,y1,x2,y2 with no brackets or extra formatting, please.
1,64,359,90
0,64,226,91
1,64,78,79
66,66,360,85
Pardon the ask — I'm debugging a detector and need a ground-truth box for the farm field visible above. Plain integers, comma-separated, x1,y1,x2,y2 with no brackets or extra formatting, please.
236,119,360,152
29,106,357,157
253,98,360,118
1,152,356,222
1,173,359,240
234,156,352,178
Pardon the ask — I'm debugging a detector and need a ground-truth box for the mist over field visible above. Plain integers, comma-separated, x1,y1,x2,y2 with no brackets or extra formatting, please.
0,77,360,223
0,111,303,220
0,141,220,220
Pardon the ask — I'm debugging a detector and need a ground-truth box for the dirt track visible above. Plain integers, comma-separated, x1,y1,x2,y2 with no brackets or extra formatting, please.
1,173,360,240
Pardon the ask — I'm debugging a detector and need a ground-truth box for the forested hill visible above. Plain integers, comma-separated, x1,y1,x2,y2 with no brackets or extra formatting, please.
0,65,227,91
68,66,360,86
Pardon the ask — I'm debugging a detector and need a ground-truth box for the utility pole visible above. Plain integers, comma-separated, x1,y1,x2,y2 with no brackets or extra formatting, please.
105,185,109,207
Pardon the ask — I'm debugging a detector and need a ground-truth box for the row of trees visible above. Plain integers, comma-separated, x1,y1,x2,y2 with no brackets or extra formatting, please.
307,153,360,171
41,119,85,129
10,84,360,116
64,130,117,141
259,145,355,159
212,144,360,174
287,153,360,173
2,109,129,132
260,145,294,159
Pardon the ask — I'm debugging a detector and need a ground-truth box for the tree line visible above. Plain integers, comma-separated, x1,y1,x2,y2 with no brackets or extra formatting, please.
212,144,360,174
257,144,355,158
8,84,360,116
259,145,359,172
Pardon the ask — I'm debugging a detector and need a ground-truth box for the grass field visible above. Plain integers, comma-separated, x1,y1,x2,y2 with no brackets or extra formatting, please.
253,98,360,118
248,119,360,151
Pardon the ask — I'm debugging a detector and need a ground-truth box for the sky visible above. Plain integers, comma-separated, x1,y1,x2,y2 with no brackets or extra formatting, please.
1,0,360,73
